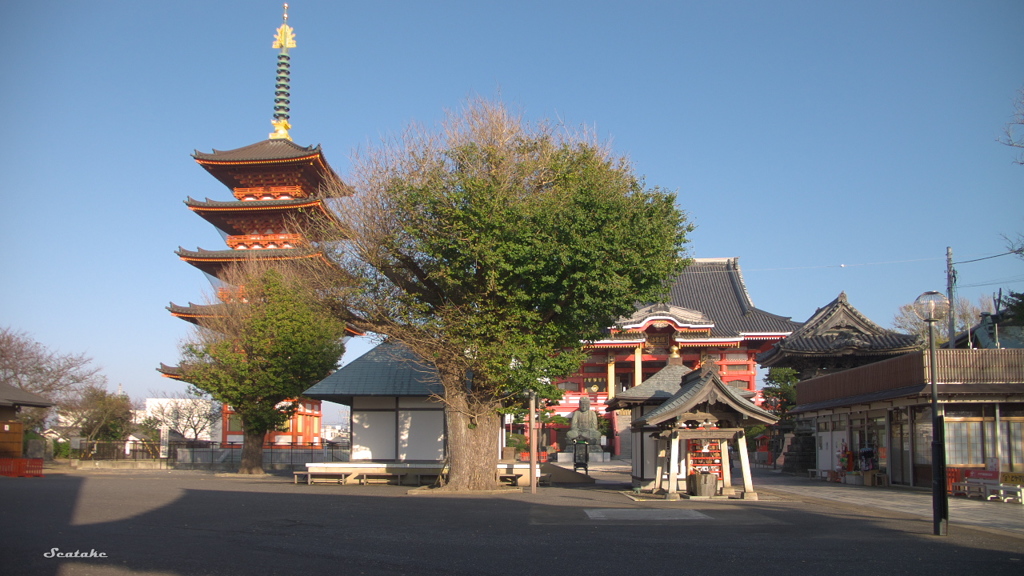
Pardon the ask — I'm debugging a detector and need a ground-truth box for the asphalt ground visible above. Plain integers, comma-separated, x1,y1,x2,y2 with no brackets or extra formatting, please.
1,465,1022,576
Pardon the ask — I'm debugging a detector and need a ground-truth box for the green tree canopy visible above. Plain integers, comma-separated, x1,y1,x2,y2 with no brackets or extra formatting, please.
325,100,692,489
178,266,346,473
761,367,799,420
61,384,133,443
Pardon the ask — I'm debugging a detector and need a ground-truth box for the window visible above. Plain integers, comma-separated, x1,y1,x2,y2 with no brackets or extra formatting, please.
945,421,983,466
984,420,1024,469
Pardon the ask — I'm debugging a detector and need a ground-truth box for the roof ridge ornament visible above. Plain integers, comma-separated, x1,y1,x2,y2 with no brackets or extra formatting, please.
270,4,295,141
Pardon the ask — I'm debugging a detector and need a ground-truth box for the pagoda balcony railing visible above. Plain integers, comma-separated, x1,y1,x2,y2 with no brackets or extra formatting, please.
216,287,247,303
233,185,307,200
226,234,306,250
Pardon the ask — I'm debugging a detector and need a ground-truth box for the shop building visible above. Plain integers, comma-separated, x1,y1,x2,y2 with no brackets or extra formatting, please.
791,348,1024,486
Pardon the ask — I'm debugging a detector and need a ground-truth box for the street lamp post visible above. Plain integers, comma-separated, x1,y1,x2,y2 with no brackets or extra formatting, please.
913,291,951,536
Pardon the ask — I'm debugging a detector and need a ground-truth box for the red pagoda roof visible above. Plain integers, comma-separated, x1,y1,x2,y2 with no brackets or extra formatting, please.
192,139,347,195
175,247,329,276
184,197,339,235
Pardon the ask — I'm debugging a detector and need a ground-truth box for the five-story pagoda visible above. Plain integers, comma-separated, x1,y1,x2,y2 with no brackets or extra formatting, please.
162,5,349,374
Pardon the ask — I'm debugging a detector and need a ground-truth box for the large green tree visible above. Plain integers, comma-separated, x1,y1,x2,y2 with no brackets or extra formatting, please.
62,384,134,443
326,100,692,490
178,267,346,474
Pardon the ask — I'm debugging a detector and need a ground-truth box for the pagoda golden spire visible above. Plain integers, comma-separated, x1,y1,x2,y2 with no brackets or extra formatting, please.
270,4,295,140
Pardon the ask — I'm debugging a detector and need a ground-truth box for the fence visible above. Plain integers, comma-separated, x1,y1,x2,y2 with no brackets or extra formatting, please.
71,440,350,469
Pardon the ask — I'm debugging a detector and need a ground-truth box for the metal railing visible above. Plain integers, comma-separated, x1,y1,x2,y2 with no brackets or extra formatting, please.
72,440,350,469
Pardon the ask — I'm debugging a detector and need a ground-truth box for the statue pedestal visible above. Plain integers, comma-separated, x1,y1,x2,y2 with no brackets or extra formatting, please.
557,450,607,463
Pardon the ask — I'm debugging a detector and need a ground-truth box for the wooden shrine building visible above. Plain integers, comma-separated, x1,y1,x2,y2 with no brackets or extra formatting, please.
610,360,778,498
758,292,920,381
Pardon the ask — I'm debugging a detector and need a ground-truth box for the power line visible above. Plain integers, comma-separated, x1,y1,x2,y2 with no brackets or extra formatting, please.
954,250,1022,265
744,256,942,273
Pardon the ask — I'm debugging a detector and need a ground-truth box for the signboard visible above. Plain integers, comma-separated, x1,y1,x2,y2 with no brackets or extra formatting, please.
1001,471,1024,485
159,425,170,459
965,469,999,481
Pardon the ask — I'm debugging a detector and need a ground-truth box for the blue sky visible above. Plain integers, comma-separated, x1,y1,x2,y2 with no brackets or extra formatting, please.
2,1,1022,417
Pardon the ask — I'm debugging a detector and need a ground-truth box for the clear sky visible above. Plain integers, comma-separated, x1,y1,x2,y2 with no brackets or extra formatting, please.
2,1,1022,416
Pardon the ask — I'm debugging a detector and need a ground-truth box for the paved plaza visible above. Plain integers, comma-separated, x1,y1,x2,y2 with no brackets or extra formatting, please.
1,462,1022,576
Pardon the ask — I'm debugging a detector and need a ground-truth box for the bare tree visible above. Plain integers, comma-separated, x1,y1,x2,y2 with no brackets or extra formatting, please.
142,388,222,440
1001,87,1024,165
0,327,107,430
891,297,993,343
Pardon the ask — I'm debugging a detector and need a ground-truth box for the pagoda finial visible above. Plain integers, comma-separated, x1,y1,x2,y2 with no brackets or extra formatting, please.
270,4,295,141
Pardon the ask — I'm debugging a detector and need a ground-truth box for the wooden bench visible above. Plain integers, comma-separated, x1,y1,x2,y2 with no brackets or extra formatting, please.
354,472,405,485
294,471,350,485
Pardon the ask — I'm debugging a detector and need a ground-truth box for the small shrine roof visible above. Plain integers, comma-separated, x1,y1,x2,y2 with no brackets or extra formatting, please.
616,303,712,331
606,363,692,410
303,342,444,405
635,368,777,428
666,258,801,338
758,292,921,367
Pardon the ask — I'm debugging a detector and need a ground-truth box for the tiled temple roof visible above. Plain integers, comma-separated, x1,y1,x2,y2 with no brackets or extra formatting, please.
758,292,921,367
666,258,801,338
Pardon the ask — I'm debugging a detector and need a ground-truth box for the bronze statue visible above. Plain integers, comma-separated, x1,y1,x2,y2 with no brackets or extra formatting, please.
566,395,601,445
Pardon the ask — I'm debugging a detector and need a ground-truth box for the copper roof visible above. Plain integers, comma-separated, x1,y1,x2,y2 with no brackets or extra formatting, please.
303,342,444,405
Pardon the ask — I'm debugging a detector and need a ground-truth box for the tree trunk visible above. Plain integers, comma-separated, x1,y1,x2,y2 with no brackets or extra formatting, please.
441,393,501,491
238,429,265,474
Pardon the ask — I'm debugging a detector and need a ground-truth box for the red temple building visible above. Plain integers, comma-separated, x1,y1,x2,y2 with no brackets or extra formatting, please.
548,257,801,453
160,6,348,445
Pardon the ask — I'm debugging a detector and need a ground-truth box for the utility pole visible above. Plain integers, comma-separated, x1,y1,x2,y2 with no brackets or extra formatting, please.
946,247,956,349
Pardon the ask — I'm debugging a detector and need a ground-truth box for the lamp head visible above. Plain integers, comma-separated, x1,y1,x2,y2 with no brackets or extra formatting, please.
913,291,950,323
